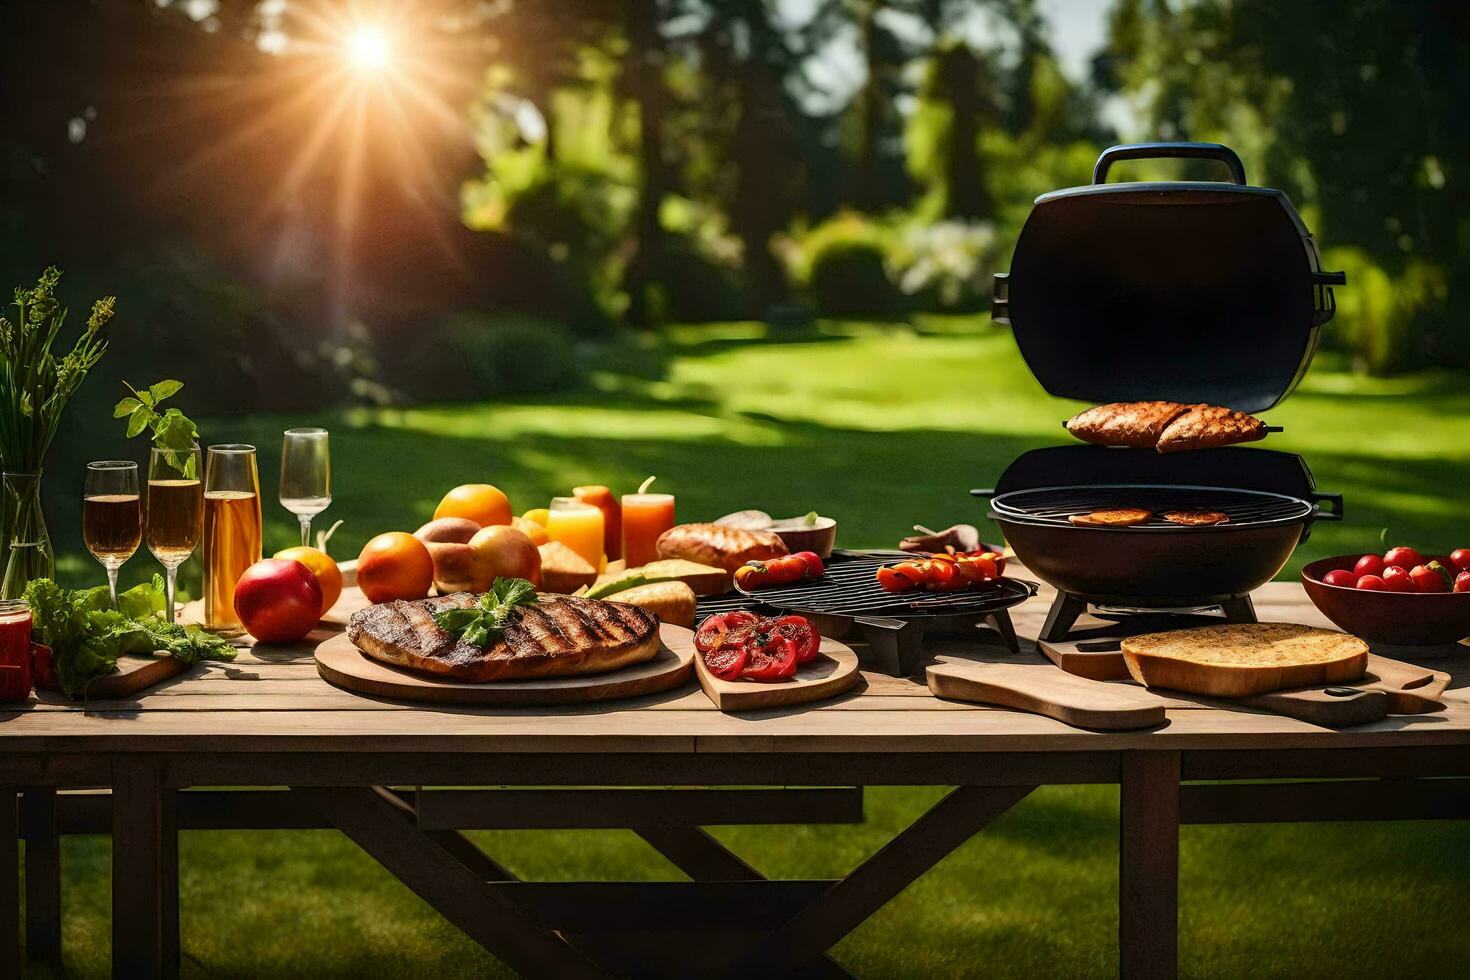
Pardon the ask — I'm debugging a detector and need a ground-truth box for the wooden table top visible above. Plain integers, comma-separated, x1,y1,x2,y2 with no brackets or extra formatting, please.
4,568,1468,757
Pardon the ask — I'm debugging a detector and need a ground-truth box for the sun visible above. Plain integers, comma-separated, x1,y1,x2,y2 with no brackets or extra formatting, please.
344,26,392,71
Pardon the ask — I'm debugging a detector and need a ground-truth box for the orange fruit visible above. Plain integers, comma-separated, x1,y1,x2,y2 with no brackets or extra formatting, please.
273,546,343,617
435,484,512,528
357,532,434,604
511,516,549,546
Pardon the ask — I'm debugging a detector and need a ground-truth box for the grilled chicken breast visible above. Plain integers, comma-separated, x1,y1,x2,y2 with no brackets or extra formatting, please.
1065,401,1190,448
656,523,787,577
347,593,660,683
1156,404,1267,453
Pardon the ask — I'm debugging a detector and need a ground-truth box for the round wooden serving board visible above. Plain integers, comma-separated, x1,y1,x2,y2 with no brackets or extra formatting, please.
315,622,694,706
669,629,862,712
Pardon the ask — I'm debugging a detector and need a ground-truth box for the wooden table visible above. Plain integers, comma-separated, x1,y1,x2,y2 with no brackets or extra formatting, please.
2,570,1469,979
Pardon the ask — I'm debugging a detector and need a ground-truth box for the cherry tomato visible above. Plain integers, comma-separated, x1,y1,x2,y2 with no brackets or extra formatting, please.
1450,549,1470,572
791,551,825,576
1354,554,1384,578
1456,571,1470,594
1384,546,1423,569
694,611,758,653
876,567,908,592
1381,566,1416,593
766,615,821,664
703,644,748,680
1409,565,1447,593
741,637,797,681
1321,569,1357,587
1355,575,1386,591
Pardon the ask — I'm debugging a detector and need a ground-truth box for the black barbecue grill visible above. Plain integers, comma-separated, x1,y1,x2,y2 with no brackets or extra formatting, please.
698,551,1038,676
977,142,1345,641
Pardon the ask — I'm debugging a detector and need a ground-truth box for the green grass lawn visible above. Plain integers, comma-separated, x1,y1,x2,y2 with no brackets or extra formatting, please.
32,317,1470,977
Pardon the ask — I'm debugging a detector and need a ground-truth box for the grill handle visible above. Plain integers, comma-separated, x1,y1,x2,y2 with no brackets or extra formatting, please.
1093,142,1247,186
1310,491,1344,522
971,488,996,499
991,273,1010,326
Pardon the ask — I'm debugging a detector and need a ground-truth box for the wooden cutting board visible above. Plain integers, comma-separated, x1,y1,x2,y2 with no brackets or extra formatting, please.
42,651,190,703
665,629,861,712
315,623,694,706
1040,634,1448,713
927,661,1165,730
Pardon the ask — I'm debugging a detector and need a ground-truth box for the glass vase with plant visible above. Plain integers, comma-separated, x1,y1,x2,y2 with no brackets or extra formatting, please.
0,268,116,598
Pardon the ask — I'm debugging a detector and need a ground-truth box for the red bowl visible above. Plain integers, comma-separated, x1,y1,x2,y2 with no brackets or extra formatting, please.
1301,555,1470,646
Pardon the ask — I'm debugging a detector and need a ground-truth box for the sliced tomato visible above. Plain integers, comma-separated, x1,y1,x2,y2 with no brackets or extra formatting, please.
924,559,959,590
703,644,748,680
766,615,821,664
876,567,910,592
695,611,758,653
741,637,798,681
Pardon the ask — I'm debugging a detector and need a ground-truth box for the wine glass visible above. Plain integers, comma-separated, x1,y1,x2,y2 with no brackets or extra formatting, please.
279,428,331,547
202,445,261,634
83,461,141,609
146,445,203,624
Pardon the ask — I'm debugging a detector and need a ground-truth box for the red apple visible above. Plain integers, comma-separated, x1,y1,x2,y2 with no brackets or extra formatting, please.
234,559,323,644
1354,574,1386,591
1321,569,1357,587
1456,570,1470,594
1450,549,1470,572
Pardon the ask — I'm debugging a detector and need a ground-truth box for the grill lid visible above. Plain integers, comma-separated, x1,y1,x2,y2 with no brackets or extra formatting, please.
992,143,1345,414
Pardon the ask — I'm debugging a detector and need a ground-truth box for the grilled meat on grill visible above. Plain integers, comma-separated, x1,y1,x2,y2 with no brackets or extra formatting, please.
1068,508,1153,527
1162,509,1230,526
347,593,660,682
1065,401,1190,448
1156,404,1267,453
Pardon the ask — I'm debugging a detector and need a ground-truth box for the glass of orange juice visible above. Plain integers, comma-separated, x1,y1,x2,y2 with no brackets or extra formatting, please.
621,493,674,568
547,497,604,570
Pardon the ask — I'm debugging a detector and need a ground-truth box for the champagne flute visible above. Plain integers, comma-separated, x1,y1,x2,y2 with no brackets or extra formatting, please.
83,461,141,609
202,445,261,634
279,428,330,547
146,445,203,624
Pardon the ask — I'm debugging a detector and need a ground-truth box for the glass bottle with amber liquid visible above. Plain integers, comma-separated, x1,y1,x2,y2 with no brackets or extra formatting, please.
201,444,261,634
146,445,204,623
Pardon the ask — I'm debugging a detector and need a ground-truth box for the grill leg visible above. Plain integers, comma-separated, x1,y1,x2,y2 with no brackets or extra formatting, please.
1219,595,1256,624
1040,591,1089,643
987,610,1020,652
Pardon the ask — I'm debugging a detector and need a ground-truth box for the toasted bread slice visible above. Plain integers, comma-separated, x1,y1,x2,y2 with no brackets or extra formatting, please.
612,581,697,628
1122,623,1368,697
1156,404,1267,453
1162,509,1230,526
1068,508,1153,527
1065,401,1190,448
537,541,598,594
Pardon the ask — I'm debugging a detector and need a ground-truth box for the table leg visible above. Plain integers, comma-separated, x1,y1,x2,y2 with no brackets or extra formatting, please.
113,757,164,979
21,787,61,961
0,788,19,979
1120,751,1180,980
161,789,180,979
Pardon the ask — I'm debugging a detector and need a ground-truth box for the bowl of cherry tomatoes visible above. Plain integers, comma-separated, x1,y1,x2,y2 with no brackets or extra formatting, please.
1301,546,1470,645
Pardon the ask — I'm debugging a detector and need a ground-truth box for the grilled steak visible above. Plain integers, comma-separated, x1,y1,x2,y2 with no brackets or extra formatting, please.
1162,509,1230,526
1068,508,1153,527
1065,401,1190,448
1156,404,1267,453
347,593,661,683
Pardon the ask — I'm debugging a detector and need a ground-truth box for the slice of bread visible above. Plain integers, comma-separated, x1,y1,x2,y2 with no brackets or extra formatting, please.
1122,623,1367,698
601,558,730,596
613,581,697,628
538,541,598,594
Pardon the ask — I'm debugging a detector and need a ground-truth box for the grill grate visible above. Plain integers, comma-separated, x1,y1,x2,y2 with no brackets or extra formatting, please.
989,484,1313,531
730,552,1037,616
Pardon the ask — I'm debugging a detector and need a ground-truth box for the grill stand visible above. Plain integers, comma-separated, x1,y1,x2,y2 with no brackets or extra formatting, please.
853,611,1020,678
1039,590,1256,644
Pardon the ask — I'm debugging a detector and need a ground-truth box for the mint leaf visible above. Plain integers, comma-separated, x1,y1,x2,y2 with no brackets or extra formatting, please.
148,379,183,403
433,577,540,647
125,406,150,437
113,397,141,418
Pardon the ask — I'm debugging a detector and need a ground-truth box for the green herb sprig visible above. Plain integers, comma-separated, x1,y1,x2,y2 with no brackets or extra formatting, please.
433,577,540,647
0,267,114,473
113,379,200,478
